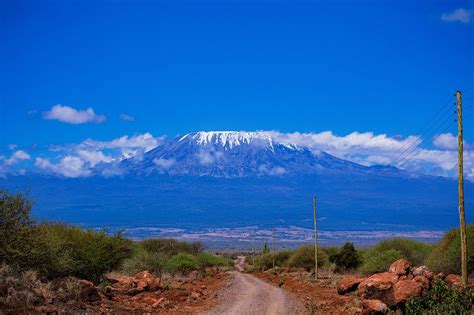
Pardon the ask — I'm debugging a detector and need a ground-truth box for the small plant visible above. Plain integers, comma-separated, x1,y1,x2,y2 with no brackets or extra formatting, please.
405,280,474,314
305,299,317,315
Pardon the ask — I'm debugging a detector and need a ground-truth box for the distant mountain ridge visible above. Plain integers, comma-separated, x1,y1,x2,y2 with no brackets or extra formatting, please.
122,131,407,178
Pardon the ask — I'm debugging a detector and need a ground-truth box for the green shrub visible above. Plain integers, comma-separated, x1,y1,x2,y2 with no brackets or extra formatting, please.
323,246,340,263
368,238,432,266
120,249,167,277
405,279,474,314
331,242,362,272
30,223,133,283
140,238,203,256
255,250,293,271
0,190,36,268
287,246,328,271
426,225,474,275
195,253,227,271
165,253,199,275
360,249,404,274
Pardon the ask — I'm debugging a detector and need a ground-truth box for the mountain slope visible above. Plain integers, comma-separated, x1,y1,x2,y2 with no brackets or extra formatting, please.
122,131,404,178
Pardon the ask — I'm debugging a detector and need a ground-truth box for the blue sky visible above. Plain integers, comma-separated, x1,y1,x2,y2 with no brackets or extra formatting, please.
1,0,473,177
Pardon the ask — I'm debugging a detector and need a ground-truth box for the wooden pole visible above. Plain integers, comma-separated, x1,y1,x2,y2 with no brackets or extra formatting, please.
313,196,318,280
272,227,276,270
456,90,468,287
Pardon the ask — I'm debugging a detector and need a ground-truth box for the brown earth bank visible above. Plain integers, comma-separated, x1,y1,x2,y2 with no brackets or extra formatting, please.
2,270,230,314
251,270,363,314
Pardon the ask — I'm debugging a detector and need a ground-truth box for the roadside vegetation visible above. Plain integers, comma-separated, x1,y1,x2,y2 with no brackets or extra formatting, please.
0,190,228,311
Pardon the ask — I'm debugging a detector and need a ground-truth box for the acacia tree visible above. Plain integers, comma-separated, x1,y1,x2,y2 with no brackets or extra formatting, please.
0,190,35,266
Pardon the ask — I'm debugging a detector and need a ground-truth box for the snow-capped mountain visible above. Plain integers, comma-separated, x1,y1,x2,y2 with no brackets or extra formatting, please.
122,131,375,177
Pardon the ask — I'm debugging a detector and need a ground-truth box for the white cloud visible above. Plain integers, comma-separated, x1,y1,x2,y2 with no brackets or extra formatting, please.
441,8,472,23
153,158,175,169
76,149,113,167
258,164,286,176
119,113,135,121
81,133,161,153
196,149,223,165
433,133,458,150
6,150,31,165
43,105,106,124
35,156,92,178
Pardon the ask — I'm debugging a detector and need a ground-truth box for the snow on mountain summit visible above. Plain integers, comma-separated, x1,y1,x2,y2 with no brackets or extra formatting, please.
179,131,298,150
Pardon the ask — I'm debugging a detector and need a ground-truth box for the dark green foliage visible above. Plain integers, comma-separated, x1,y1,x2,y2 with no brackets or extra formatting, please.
0,190,35,268
331,242,362,272
322,246,340,262
360,238,432,274
426,225,474,275
405,280,474,314
165,253,199,275
30,223,133,283
360,249,404,274
287,245,328,271
140,238,203,256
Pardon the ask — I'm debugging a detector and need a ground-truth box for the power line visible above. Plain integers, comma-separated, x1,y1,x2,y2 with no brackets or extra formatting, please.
388,95,455,164
392,106,456,165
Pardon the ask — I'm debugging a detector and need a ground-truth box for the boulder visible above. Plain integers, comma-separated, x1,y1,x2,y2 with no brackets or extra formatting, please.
133,271,159,292
358,272,398,306
394,280,423,304
337,276,365,295
434,272,446,280
389,259,411,276
362,299,388,314
411,266,429,277
445,274,463,287
412,275,430,290
108,271,159,295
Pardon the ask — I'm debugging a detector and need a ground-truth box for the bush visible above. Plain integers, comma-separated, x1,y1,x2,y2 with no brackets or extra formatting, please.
30,223,133,283
360,249,404,274
331,242,362,272
140,238,203,256
287,246,328,271
426,225,474,275
255,250,293,271
120,249,167,278
406,279,474,314
0,264,53,309
195,253,227,272
0,191,36,268
369,238,432,266
165,253,199,275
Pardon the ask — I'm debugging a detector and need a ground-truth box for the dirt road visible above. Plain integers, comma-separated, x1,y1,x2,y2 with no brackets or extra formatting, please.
205,257,305,315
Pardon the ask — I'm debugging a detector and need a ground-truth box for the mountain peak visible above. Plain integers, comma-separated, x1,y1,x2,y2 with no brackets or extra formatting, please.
180,131,278,149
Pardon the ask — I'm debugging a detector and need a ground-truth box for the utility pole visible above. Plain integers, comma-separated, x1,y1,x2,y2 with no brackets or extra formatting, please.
456,90,468,287
252,238,255,267
313,196,318,280
272,227,276,270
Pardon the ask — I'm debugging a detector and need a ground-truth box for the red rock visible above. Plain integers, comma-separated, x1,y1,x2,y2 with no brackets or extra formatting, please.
337,276,366,295
133,271,159,291
434,272,446,280
413,275,430,290
445,274,463,287
394,280,423,304
362,299,388,314
389,259,411,275
399,275,408,281
358,272,398,306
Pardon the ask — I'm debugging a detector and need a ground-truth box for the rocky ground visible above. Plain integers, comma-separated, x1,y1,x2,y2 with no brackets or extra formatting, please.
1,269,230,314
